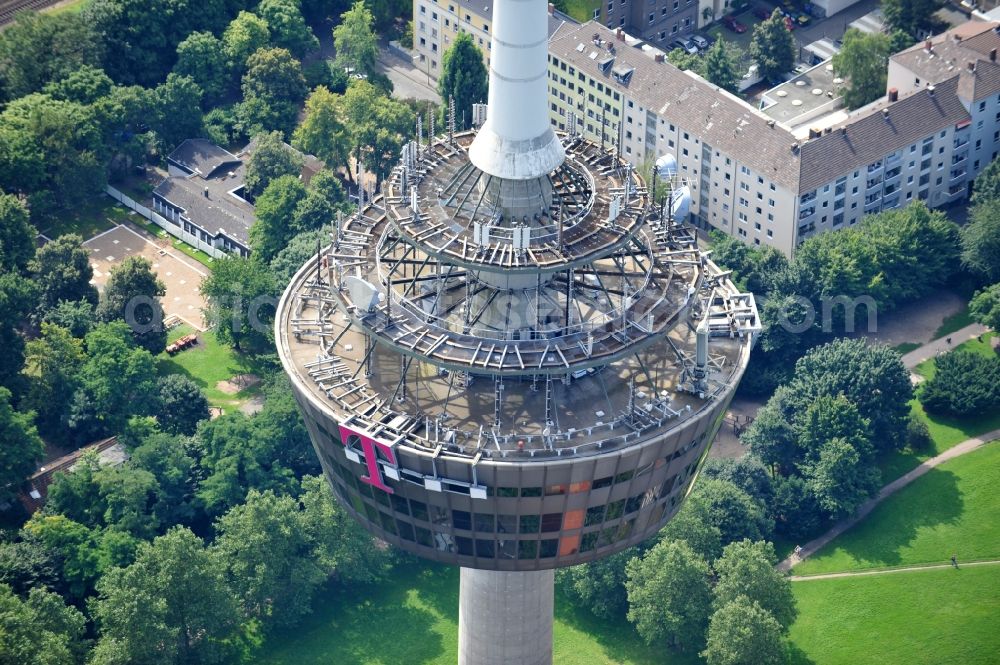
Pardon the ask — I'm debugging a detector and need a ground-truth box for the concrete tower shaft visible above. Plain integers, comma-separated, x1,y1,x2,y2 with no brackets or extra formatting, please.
467,0,565,180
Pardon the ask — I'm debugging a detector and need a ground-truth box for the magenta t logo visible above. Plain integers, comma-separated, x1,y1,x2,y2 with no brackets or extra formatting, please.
338,424,397,493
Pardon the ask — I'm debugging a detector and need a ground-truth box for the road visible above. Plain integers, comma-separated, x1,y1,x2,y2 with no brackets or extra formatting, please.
377,44,439,103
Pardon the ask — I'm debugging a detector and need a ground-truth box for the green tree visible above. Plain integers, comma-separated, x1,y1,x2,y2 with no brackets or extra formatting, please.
701,456,773,506
667,48,703,75
23,323,86,437
783,338,912,453
748,9,795,82
90,527,244,665
22,514,103,601
0,95,107,217
0,272,34,390
250,175,309,262
96,256,167,354
333,1,379,76
244,130,304,197
0,12,103,102
155,375,211,436
175,32,231,105
223,11,272,74
625,539,712,650
658,497,723,562
690,478,773,546
0,192,35,274
833,29,891,110
270,228,326,284
291,190,336,233
0,387,43,505
341,79,414,183
712,540,797,630
970,282,1000,331
200,255,278,352
556,548,634,620
152,74,204,150
703,39,740,94
882,0,946,39
437,32,487,131
0,537,60,597
259,0,319,57
214,490,325,630
962,198,1000,282
971,156,1000,205
43,65,114,105
193,413,297,517
242,47,308,106
68,322,158,441
293,86,350,172
298,475,393,582
919,350,1000,418
771,474,824,540
702,596,786,665
41,299,96,338
801,436,881,518
0,583,87,665
130,431,199,528
29,235,98,320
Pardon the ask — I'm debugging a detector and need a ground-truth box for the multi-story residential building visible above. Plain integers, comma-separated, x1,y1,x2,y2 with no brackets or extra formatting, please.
548,22,801,254
599,0,700,44
546,20,997,256
888,21,1000,181
413,0,571,80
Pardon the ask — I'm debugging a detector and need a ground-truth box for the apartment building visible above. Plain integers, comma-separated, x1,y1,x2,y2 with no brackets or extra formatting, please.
546,20,997,256
413,0,572,80
599,0,700,44
548,22,802,254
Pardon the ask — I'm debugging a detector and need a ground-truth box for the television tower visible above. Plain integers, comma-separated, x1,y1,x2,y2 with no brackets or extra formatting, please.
275,2,759,662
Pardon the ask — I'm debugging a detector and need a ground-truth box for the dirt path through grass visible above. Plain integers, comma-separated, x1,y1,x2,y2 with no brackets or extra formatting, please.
790,558,1000,581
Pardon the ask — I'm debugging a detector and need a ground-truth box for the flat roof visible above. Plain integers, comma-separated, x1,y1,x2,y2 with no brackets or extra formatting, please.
760,60,844,130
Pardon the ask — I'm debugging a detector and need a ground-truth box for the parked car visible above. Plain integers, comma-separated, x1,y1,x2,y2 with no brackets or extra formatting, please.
671,38,699,55
722,15,748,33
691,34,710,50
754,5,772,20
783,15,796,31
796,12,811,25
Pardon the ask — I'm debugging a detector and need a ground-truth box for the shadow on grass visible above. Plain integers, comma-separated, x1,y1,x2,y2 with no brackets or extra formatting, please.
818,467,963,568
262,568,451,665
552,588,698,665
787,642,818,665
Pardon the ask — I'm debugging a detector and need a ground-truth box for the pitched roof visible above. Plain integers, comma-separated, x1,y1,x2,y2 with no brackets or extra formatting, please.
548,22,802,191
798,77,970,193
153,171,255,245
167,139,241,178
891,21,1000,100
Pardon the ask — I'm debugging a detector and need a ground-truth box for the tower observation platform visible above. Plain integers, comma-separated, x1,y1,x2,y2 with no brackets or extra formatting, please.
275,0,758,661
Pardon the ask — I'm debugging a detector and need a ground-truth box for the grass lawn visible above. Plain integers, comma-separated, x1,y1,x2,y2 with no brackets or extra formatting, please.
157,325,260,410
931,304,975,341
877,333,1000,482
788,566,1000,665
45,0,92,15
259,564,697,665
38,196,131,240
795,442,1000,575
562,0,601,24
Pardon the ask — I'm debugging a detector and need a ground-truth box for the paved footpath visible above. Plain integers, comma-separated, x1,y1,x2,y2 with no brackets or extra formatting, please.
790,559,1000,582
900,323,989,370
778,433,1000,573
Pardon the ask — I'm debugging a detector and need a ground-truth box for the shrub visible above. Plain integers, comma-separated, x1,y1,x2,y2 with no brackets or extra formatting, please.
919,351,1000,417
